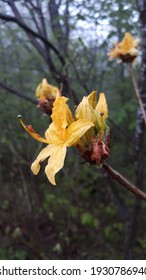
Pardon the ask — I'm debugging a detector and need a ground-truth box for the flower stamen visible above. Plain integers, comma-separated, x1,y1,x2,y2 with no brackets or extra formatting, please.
18,115,49,143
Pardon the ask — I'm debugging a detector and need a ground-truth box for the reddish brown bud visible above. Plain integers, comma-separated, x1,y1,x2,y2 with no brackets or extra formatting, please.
91,137,110,164
37,98,55,115
119,53,137,63
77,134,110,165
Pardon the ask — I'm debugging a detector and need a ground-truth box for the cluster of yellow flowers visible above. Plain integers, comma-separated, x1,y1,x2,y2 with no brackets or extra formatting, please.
18,32,139,185
108,32,139,63
18,81,109,185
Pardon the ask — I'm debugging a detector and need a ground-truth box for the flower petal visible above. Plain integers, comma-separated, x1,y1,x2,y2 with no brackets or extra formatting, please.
65,119,94,146
45,144,67,185
75,96,97,123
31,144,55,175
87,91,97,109
51,96,74,130
36,78,60,100
45,123,64,145
95,93,108,119
119,32,134,53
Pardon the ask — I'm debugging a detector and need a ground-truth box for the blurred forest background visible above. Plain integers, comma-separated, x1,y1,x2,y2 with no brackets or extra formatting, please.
0,0,146,260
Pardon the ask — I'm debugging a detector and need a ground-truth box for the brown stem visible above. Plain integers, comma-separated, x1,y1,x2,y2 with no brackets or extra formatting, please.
103,162,146,201
129,64,146,125
0,81,37,105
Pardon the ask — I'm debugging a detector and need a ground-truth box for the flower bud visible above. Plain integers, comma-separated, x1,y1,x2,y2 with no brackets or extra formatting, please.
36,79,60,115
75,92,97,145
95,93,108,131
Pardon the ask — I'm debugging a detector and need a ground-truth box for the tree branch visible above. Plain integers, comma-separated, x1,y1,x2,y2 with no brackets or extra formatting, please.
0,13,65,65
25,1,42,35
103,162,146,201
0,81,37,104
36,0,48,38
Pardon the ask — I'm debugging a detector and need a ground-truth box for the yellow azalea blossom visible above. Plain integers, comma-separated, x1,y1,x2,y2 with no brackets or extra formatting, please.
75,91,97,144
75,91,108,141
108,32,139,63
18,96,94,185
36,79,60,115
36,78,60,101
75,91,110,165
75,91,97,121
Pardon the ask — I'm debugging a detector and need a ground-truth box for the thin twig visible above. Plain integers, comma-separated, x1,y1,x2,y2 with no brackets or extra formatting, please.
0,81,37,105
0,12,65,65
129,64,146,125
103,162,146,201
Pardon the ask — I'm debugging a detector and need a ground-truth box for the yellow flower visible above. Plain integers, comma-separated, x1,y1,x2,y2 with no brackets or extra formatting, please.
75,91,97,121
36,79,60,115
18,97,94,185
36,79,60,100
75,91,108,140
75,91,110,165
108,32,139,63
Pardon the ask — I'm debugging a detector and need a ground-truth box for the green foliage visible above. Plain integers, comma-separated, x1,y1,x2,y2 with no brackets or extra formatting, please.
80,212,99,227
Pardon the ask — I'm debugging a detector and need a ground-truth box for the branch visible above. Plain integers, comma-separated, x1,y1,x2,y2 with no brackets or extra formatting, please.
36,0,48,38
25,1,42,35
0,6,63,79
129,64,146,125
103,162,146,201
0,81,37,104
0,13,65,65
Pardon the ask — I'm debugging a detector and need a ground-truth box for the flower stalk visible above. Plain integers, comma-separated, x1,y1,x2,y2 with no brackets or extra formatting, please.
129,64,146,125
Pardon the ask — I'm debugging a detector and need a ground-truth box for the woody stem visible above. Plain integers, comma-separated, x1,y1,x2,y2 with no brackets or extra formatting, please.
103,162,146,201
129,63,146,125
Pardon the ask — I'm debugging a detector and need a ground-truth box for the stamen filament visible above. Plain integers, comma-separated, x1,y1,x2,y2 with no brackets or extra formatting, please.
17,115,49,143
